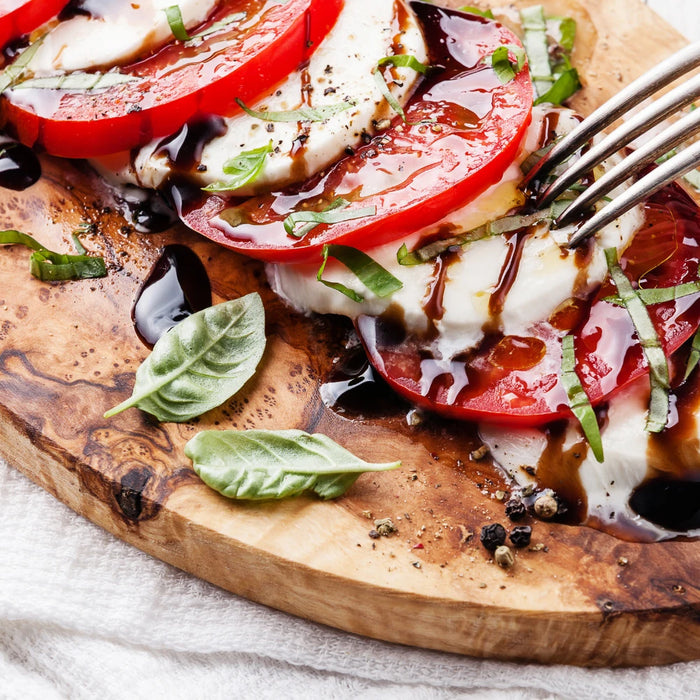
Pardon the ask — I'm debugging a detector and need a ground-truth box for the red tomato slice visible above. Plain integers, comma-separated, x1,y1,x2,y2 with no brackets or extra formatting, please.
357,184,700,426
0,0,68,48
0,0,343,157
180,3,534,263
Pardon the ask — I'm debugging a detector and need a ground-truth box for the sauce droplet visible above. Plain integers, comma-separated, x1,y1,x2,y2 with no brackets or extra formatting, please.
132,244,211,347
0,141,41,191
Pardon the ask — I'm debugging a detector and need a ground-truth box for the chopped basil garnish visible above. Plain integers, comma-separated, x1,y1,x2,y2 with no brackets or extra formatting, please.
235,97,355,123
372,54,430,121
104,294,266,422
0,229,107,281
14,72,139,91
520,5,552,97
605,247,670,433
458,6,495,19
317,243,402,303
190,13,246,40
164,5,191,41
684,326,700,381
0,35,44,92
283,198,376,238
604,277,700,306
185,429,400,501
484,44,527,84
561,334,604,462
203,142,273,192
534,62,581,106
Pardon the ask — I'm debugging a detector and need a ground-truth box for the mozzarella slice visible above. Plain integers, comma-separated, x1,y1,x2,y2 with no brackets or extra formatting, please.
107,0,427,195
28,0,219,73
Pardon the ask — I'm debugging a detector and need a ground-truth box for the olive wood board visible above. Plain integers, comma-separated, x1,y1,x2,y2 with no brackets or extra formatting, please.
1,0,698,667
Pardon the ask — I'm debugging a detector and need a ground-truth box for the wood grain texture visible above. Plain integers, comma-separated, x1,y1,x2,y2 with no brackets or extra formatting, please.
1,0,698,667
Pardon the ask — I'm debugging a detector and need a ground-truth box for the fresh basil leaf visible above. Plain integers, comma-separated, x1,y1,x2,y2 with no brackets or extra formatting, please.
235,97,355,123
104,293,266,422
0,229,107,281
283,199,376,238
164,5,191,41
684,167,700,192
190,12,246,40
203,142,273,192
604,279,700,306
484,44,527,84
14,72,139,91
561,334,603,462
520,5,552,97
534,67,581,105
458,6,495,19
0,35,45,92
605,247,670,432
317,243,403,303
185,429,401,500
684,325,700,381
555,17,577,53
372,54,430,121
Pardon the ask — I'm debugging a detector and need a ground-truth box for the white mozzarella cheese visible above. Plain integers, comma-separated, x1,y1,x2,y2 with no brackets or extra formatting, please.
28,0,219,73
120,0,428,194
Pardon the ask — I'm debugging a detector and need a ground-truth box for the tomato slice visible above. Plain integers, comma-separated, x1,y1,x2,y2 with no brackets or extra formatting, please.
180,3,534,263
0,0,68,48
357,184,700,426
0,0,343,157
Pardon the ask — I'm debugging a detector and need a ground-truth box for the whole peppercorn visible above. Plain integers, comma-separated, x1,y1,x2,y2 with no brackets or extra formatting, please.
504,498,527,521
533,493,558,520
494,545,515,569
509,525,532,548
480,523,507,552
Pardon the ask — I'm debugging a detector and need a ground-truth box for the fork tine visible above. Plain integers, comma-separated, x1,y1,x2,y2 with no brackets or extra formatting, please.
566,139,700,248
522,40,700,189
556,106,700,227
539,72,700,207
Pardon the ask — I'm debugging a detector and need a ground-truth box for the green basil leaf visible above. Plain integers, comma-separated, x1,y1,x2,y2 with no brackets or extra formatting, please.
561,334,603,462
458,6,495,19
683,167,700,192
0,35,45,92
534,67,581,105
164,5,191,41
604,279,700,306
372,54,430,121
190,12,246,40
1,229,107,281
203,142,273,192
14,71,139,91
555,17,577,53
104,293,266,422
484,44,527,84
605,247,670,432
235,97,355,123
185,429,401,500
283,198,376,238
684,326,700,381
520,5,552,97
317,243,403,303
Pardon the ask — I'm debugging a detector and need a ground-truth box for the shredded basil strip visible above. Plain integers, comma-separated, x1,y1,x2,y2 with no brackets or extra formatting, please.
605,279,700,306
605,247,670,433
372,54,430,121
484,44,527,84
164,5,191,41
0,229,107,281
203,142,273,192
235,97,355,123
283,199,376,239
190,12,246,40
520,5,552,97
317,243,402,303
458,6,495,18
684,326,700,381
534,63,581,106
555,16,577,52
561,334,604,462
14,72,139,91
0,35,45,92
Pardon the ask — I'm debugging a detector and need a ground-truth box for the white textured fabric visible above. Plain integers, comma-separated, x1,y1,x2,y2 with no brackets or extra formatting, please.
2,459,700,698
3,2,700,697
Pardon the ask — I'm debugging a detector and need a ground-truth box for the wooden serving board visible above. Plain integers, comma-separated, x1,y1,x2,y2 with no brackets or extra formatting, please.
1,0,698,667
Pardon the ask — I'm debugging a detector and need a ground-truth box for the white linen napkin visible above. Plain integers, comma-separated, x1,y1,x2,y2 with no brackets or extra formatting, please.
1,459,698,699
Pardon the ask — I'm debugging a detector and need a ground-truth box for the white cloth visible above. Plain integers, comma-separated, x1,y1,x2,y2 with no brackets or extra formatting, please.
1,461,699,699
2,2,700,697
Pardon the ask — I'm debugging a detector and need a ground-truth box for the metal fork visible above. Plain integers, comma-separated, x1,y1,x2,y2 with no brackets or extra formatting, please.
523,41,700,248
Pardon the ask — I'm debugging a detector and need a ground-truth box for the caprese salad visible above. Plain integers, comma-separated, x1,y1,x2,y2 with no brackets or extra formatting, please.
0,0,698,541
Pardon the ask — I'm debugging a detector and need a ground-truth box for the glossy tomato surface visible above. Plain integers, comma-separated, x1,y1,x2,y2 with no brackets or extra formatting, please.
358,184,700,426
181,2,534,263
1,0,343,157
0,0,68,48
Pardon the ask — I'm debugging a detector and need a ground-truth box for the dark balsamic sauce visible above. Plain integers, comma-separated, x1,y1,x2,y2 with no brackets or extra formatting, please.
0,141,41,190
132,245,211,348
629,478,700,532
